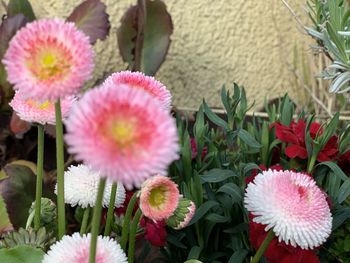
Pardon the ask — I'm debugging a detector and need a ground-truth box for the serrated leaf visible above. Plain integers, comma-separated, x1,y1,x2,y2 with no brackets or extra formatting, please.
67,0,110,45
200,169,237,183
188,200,219,226
237,129,261,148
6,0,35,22
117,0,173,75
0,245,44,263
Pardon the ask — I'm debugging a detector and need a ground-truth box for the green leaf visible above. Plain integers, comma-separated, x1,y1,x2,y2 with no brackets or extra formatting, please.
0,194,12,234
184,260,203,263
67,0,110,45
6,0,35,22
237,129,261,148
333,207,350,230
217,183,242,203
0,164,37,228
0,245,44,263
338,178,350,204
187,246,202,260
205,213,229,223
200,169,237,183
316,162,348,181
203,100,228,129
228,249,249,263
117,0,173,75
188,200,219,226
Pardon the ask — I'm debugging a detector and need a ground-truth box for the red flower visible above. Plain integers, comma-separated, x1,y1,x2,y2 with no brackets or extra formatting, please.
249,214,319,263
272,120,338,162
140,217,167,247
190,137,208,160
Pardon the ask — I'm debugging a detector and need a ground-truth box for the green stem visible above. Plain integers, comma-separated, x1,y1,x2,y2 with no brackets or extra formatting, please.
89,178,106,263
26,209,35,230
307,153,317,174
80,206,91,235
128,208,142,263
34,125,44,231
120,192,138,250
55,100,66,239
251,229,275,263
104,183,117,236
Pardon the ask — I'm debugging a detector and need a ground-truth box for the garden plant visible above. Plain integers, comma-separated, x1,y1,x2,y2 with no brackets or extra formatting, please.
0,0,350,263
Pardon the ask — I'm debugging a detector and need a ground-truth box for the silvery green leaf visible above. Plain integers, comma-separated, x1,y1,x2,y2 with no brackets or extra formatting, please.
305,26,323,39
338,31,350,36
329,71,350,93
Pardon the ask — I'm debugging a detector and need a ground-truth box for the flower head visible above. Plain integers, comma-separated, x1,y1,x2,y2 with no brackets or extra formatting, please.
167,197,196,230
65,83,179,189
244,169,332,249
139,175,179,221
3,18,94,101
43,233,127,263
105,71,171,111
9,91,74,125
55,164,125,208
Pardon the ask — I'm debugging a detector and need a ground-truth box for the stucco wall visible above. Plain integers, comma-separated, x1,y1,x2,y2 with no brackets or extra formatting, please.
1,0,311,110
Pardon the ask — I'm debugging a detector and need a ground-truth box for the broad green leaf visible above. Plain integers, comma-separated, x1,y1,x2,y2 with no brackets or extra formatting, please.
200,169,237,183
184,260,202,263
338,178,350,204
203,100,228,129
217,183,242,203
67,0,110,45
237,129,261,148
205,213,229,223
6,0,35,21
0,164,39,228
333,207,350,230
0,245,44,263
188,200,219,226
0,194,12,234
316,162,348,181
228,249,249,263
117,0,173,75
187,246,202,260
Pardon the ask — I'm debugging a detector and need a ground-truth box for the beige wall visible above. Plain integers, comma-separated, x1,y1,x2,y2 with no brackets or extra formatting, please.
1,0,311,110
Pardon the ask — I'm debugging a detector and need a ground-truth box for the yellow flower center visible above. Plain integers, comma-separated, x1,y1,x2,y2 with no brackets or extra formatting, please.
109,119,136,148
28,48,71,81
149,187,166,208
26,99,52,110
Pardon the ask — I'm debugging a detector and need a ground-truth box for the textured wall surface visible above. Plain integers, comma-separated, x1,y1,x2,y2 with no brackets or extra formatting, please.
1,0,311,109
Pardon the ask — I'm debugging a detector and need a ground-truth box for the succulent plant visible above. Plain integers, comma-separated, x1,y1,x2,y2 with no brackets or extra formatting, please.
0,227,55,251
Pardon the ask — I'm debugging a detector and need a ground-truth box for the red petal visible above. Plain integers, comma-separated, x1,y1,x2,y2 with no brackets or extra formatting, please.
285,145,308,159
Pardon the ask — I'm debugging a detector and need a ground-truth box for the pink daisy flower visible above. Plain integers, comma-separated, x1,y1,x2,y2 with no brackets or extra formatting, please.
3,18,94,101
65,84,179,189
42,233,127,263
9,91,74,125
139,175,179,221
104,71,172,111
244,169,332,249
